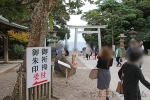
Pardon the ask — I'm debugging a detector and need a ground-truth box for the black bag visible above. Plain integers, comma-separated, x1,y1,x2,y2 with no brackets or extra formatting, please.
120,58,123,62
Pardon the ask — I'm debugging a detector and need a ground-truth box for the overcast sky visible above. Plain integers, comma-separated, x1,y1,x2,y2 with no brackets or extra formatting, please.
67,1,97,42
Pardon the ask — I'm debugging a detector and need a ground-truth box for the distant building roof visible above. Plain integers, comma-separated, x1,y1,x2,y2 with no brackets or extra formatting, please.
0,15,28,31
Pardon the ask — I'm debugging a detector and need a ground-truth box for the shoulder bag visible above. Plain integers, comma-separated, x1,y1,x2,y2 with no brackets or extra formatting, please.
116,63,126,94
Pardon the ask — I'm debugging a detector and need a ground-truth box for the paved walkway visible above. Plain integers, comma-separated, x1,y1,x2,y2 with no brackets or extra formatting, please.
0,60,22,74
0,63,21,74
51,57,120,100
0,65,20,100
78,56,150,100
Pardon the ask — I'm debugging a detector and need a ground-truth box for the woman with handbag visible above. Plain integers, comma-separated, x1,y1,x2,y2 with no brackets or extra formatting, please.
118,49,150,100
96,46,113,100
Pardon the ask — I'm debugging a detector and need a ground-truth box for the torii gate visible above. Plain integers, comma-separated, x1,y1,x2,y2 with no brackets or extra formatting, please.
67,25,107,52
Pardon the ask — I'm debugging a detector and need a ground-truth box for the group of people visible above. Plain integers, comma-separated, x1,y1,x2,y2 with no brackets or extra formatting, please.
115,40,144,68
95,41,150,100
85,45,98,60
55,44,69,56
55,44,79,67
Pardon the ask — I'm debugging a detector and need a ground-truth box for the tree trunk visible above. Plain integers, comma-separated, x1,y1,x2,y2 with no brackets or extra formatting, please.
10,0,58,100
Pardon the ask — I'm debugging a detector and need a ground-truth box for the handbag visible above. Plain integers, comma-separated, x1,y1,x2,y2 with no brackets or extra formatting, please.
89,59,111,80
89,67,98,79
116,64,125,94
116,81,123,94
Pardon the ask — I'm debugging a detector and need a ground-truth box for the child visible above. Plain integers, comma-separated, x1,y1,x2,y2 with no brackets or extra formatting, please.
74,54,78,65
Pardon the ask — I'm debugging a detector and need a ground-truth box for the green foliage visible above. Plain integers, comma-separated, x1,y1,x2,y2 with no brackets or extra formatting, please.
82,47,86,51
49,16,53,30
82,0,136,46
0,0,31,24
0,0,86,40
10,44,25,59
81,0,150,47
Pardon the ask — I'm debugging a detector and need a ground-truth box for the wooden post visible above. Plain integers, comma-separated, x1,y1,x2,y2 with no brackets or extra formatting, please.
19,71,22,100
49,65,53,97
66,68,68,84
37,86,40,99
4,35,8,63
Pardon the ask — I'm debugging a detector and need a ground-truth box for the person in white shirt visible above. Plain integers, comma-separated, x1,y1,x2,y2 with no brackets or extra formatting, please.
139,40,144,69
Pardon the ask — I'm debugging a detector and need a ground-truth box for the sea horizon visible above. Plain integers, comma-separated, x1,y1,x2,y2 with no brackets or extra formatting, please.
63,42,86,51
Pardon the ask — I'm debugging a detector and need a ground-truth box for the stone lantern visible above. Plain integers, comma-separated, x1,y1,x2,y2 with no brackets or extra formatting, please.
47,30,57,60
129,27,137,47
130,27,137,41
47,30,57,47
118,34,126,57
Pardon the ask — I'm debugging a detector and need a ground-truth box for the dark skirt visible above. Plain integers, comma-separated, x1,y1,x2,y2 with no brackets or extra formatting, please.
97,68,111,90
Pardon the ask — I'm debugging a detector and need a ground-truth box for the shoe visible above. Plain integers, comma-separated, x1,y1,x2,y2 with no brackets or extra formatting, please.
106,97,109,100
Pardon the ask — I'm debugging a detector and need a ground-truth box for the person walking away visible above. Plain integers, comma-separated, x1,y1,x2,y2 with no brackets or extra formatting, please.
85,45,92,60
118,49,150,100
140,40,144,51
116,46,122,67
126,41,135,58
96,46,113,100
139,40,144,69
93,45,98,60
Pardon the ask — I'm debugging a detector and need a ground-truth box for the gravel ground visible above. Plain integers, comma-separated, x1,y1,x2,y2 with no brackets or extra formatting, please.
51,59,120,100
0,65,19,100
0,56,150,100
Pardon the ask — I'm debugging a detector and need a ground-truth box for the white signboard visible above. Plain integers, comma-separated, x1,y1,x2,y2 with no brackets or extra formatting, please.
26,47,51,88
58,60,71,69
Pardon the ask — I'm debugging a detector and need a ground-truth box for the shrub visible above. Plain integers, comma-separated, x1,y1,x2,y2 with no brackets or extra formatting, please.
11,44,25,59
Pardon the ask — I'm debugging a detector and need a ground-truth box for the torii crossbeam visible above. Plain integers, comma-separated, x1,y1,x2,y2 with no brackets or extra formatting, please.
67,25,107,52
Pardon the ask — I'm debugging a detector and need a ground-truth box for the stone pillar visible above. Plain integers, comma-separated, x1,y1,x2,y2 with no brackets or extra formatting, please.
74,28,78,51
4,35,8,63
65,34,68,49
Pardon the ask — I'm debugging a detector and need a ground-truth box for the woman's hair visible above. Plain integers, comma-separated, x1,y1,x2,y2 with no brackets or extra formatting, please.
128,49,143,62
102,46,112,67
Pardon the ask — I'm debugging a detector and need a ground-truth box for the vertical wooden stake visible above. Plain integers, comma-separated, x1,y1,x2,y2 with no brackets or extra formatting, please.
19,71,22,100
4,35,8,63
37,86,40,99
49,65,52,99
49,82,51,99
66,68,68,84
33,87,36,100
